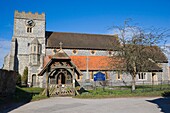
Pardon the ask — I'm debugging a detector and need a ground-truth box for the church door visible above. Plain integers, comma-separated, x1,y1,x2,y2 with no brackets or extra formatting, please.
57,73,66,85
32,74,36,86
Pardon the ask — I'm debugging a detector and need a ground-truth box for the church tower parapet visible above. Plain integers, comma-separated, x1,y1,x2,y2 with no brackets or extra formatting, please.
14,10,45,20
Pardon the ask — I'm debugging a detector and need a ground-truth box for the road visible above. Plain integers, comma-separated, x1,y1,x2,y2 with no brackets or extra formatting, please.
5,97,170,113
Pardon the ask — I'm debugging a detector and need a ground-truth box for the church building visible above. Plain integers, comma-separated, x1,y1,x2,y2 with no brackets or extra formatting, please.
3,11,169,95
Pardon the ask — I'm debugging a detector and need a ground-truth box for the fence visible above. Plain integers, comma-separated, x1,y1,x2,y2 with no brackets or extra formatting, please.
79,80,170,92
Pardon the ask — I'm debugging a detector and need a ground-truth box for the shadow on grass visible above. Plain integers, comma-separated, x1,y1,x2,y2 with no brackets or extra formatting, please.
0,86,42,113
75,79,89,95
78,87,89,94
146,91,170,113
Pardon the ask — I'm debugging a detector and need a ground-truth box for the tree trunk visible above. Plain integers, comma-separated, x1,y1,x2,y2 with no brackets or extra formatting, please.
132,62,136,92
132,74,136,92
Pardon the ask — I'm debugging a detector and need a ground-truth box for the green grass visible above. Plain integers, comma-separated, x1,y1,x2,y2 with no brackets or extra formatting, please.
0,86,47,110
12,86,47,102
76,85,170,98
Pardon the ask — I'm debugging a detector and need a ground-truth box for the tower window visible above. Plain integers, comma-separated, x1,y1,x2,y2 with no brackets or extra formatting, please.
38,56,40,62
33,56,36,63
27,27,32,33
34,46,36,52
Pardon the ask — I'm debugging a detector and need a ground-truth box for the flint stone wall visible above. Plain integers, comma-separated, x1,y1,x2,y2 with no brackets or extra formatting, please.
0,69,17,96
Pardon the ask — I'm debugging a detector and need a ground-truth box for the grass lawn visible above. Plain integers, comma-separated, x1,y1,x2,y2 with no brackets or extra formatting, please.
76,85,170,98
13,86,48,102
0,86,47,108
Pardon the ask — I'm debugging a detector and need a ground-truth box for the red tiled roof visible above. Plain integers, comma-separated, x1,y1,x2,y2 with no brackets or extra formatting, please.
43,55,161,72
43,55,124,71
70,56,124,71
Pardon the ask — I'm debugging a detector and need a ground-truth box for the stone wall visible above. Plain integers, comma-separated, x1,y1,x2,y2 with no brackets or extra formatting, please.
76,71,165,87
3,54,10,70
14,10,45,38
0,69,16,96
46,49,114,56
14,19,45,38
162,63,170,80
17,54,29,75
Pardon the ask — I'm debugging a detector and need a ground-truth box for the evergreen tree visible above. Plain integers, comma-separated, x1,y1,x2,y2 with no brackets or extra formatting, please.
16,73,21,86
22,66,28,85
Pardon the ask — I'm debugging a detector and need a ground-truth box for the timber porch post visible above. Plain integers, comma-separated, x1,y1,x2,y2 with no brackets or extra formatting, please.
72,68,76,96
46,67,50,97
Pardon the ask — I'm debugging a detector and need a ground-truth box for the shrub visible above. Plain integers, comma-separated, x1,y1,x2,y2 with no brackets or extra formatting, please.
16,73,21,86
22,67,28,85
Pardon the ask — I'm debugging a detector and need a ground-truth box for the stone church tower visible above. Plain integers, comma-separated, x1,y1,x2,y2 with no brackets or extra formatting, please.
3,11,46,86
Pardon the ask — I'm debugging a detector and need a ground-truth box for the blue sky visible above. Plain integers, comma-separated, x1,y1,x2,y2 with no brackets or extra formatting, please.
0,0,170,67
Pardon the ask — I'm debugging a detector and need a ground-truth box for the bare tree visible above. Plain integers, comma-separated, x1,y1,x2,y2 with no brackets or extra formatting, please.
110,20,169,91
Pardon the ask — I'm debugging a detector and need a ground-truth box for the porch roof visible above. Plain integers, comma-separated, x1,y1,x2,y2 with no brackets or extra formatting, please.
39,55,82,76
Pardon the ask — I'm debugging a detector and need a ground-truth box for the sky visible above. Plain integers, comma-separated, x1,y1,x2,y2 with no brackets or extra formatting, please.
0,0,170,68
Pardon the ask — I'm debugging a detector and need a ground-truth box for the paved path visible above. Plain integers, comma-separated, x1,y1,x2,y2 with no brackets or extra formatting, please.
6,97,170,113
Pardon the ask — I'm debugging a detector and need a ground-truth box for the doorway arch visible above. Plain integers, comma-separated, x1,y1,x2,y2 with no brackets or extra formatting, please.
56,73,66,84
32,74,36,86
49,68,73,85
48,69,74,96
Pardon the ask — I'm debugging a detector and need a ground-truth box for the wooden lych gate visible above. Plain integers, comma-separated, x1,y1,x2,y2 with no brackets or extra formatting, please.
47,67,76,96
39,43,82,96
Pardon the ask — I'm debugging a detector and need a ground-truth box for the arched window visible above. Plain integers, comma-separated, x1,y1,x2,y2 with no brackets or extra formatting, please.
34,46,36,52
117,71,122,80
27,27,32,33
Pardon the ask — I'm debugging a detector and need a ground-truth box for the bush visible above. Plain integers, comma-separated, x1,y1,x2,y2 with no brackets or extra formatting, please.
16,73,21,86
22,67,28,85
